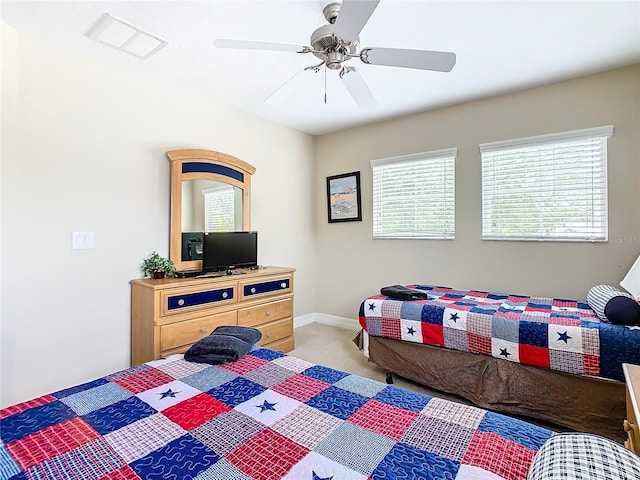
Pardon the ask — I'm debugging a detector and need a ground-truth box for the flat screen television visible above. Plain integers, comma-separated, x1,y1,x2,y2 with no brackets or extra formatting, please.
202,231,258,272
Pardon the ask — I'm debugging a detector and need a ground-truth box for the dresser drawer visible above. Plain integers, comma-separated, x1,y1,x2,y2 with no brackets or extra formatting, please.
238,298,293,327
256,318,293,346
263,336,295,353
160,310,237,352
160,283,236,317
239,275,292,301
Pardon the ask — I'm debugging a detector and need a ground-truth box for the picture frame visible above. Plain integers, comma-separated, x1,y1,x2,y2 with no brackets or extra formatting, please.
326,171,362,223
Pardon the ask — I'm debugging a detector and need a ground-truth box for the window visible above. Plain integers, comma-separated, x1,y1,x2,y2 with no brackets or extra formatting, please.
371,148,456,239
480,125,613,242
203,185,234,232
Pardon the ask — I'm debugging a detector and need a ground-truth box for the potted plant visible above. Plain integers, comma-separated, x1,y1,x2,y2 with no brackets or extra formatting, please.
140,251,175,279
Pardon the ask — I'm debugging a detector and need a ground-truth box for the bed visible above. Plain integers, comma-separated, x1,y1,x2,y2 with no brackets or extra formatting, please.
0,347,555,480
358,284,640,442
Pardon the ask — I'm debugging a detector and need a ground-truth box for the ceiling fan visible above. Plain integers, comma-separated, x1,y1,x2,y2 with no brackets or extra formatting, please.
213,0,456,109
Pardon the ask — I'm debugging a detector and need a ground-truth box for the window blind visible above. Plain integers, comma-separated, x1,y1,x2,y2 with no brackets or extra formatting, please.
480,125,613,242
203,185,234,232
371,148,456,239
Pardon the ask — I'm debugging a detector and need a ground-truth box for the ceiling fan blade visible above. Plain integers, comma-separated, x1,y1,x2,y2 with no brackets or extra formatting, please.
264,69,310,104
332,0,380,43
362,47,456,72
340,68,378,110
214,39,307,53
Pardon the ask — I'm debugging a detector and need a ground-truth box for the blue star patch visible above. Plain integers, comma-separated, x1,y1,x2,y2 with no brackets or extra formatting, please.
407,326,416,335
312,473,333,480
256,400,277,413
450,312,459,322
368,303,376,311
159,389,179,399
557,331,572,343
499,348,511,358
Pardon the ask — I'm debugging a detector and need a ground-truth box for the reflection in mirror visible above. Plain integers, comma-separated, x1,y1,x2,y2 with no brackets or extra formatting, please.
181,180,243,232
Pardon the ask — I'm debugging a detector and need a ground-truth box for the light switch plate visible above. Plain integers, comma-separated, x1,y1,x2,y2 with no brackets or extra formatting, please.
72,231,95,249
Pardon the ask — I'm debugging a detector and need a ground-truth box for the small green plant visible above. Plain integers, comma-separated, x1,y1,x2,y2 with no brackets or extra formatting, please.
140,251,175,278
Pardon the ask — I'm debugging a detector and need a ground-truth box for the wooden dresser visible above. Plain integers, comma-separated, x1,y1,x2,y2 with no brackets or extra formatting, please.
623,363,640,455
130,266,295,365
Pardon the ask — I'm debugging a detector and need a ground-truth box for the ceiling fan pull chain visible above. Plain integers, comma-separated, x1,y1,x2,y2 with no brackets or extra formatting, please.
324,65,327,104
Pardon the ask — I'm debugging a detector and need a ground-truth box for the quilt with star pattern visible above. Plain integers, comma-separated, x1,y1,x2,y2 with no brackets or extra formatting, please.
0,348,553,480
360,285,640,382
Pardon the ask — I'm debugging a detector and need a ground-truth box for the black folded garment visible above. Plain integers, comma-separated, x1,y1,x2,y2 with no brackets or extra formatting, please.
380,285,429,301
184,334,253,366
212,325,262,344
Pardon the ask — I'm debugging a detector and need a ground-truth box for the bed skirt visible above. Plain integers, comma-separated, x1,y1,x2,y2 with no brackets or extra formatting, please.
354,331,626,443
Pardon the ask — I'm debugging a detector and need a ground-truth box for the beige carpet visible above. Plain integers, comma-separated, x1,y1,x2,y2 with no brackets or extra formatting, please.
290,321,563,432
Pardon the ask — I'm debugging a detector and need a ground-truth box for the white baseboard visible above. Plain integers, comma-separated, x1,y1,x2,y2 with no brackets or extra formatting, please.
293,313,317,328
294,312,359,330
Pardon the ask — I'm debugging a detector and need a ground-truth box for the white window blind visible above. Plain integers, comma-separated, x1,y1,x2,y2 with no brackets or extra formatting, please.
480,125,613,242
203,185,234,232
371,148,456,239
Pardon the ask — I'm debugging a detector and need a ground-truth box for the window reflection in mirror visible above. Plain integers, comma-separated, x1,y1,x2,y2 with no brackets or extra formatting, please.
181,179,244,232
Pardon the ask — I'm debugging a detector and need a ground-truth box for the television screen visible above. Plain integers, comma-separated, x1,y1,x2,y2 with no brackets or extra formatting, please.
202,231,257,272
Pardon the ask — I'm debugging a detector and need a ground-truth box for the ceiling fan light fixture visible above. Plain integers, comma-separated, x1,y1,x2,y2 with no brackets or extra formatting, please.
325,49,345,70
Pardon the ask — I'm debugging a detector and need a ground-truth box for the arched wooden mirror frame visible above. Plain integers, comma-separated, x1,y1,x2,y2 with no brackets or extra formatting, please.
167,149,256,272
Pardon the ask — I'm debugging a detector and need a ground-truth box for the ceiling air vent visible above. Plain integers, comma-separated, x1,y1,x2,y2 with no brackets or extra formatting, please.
85,13,168,60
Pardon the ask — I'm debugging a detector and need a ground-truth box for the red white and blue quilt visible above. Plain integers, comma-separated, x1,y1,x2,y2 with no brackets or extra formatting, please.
0,348,552,480
359,285,640,382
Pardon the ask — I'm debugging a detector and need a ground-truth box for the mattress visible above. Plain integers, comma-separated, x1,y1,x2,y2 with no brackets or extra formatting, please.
0,348,553,480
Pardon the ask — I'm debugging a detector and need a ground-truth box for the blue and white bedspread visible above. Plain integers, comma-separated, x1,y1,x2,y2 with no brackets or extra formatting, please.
0,349,552,480
360,285,640,381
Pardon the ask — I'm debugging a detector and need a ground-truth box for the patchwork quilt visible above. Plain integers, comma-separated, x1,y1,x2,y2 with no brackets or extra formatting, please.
360,285,640,381
0,349,553,480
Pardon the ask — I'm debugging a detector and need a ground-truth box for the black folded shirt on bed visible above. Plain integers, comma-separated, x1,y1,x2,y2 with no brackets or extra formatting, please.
184,326,262,365
380,285,429,301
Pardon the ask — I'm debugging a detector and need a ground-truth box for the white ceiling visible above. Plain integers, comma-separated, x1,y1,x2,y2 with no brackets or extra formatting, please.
2,1,639,136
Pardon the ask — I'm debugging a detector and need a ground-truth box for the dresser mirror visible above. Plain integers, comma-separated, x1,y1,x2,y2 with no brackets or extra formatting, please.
167,149,255,272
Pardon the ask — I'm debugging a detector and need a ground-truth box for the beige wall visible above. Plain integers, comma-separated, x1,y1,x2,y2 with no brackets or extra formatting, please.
314,64,640,319
0,23,316,407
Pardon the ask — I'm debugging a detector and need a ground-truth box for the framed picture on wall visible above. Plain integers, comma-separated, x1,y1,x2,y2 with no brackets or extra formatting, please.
326,171,362,223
